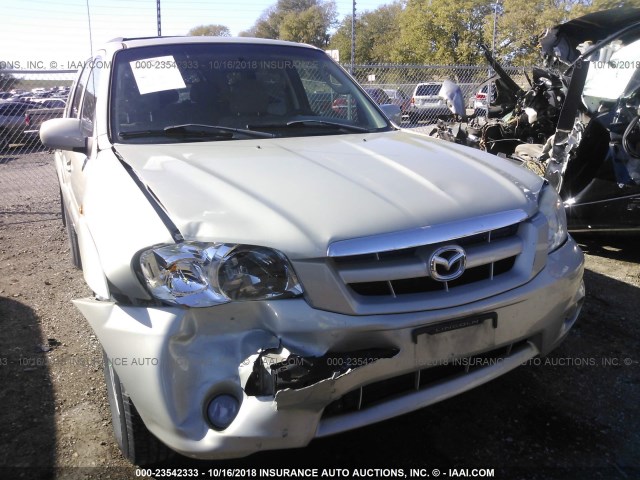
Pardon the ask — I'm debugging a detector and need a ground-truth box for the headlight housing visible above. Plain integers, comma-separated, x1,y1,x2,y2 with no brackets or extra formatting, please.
138,242,303,307
538,184,568,252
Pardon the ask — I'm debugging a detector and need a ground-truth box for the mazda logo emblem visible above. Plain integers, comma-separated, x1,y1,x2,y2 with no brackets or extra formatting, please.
429,245,466,282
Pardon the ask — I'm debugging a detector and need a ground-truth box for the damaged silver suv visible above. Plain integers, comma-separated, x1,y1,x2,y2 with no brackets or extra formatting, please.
41,37,585,465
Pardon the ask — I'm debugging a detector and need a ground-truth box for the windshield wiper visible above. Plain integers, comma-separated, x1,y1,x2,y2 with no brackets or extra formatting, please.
119,123,275,140
250,120,372,133
119,128,231,140
119,129,184,139
165,124,275,138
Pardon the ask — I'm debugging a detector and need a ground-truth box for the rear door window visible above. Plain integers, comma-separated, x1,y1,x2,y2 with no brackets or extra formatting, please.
416,84,441,96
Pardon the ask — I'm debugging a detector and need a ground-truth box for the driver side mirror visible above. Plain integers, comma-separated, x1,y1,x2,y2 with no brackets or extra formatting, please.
40,118,87,153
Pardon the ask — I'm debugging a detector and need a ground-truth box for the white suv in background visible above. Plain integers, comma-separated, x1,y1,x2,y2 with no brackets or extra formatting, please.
408,81,450,122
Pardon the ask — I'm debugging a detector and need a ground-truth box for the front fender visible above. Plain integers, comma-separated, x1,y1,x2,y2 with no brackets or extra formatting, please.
76,215,110,299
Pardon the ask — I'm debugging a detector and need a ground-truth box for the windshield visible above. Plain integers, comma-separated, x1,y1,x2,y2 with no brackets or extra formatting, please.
110,42,391,143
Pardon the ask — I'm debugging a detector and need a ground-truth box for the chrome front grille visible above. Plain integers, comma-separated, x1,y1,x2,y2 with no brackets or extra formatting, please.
321,340,530,419
334,223,521,297
293,210,547,315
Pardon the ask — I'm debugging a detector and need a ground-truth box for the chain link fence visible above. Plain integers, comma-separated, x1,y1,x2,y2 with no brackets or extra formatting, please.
0,65,532,150
347,64,530,124
0,151,61,229
0,64,532,150
0,64,530,227
0,70,75,152
349,64,529,97
0,70,75,228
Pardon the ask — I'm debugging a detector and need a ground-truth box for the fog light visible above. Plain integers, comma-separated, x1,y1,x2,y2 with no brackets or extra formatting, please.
206,394,240,430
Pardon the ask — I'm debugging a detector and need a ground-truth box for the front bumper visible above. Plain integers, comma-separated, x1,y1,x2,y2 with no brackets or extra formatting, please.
408,104,450,115
75,237,584,459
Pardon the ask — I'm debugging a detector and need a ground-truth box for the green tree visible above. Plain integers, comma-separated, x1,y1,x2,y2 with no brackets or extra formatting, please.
488,0,640,65
0,66,17,92
243,0,337,47
392,0,494,65
280,5,333,45
244,7,280,39
329,3,403,64
487,0,579,65
187,24,231,36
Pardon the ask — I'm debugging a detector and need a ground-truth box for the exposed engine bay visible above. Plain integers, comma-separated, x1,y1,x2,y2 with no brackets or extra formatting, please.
429,7,640,231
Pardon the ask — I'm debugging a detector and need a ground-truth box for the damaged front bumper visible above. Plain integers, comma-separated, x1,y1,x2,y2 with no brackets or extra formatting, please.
74,237,584,459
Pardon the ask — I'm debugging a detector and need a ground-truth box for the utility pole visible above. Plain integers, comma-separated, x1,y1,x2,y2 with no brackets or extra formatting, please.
350,0,356,73
157,0,162,36
492,1,497,56
487,1,499,110
86,0,94,56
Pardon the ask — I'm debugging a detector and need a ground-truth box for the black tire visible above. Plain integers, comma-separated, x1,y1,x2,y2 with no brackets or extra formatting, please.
102,350,173,466
61,194,82,270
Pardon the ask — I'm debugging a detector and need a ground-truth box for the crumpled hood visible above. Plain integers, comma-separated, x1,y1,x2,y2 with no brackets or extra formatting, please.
115,131,542,258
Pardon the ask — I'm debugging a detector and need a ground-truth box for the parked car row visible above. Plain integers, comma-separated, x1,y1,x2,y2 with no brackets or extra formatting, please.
360,82,479,125
0,97,66,149
358,83,458,124
469,83,497,110
363,87,402,124
383,88,411,114
5,86,70,104
0,102,34,149
354,83,466,125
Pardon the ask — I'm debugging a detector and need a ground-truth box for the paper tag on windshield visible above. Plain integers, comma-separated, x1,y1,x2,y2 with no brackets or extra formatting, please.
130,56,186,95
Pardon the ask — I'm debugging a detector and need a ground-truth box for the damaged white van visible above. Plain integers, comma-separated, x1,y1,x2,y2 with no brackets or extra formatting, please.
41,37,585,465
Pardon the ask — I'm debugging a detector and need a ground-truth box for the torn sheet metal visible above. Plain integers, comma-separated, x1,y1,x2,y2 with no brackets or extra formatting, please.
263,348,400,410
243,347,398,398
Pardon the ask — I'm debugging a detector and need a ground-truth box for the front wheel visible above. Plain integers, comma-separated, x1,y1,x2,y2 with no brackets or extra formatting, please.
102,350,173,466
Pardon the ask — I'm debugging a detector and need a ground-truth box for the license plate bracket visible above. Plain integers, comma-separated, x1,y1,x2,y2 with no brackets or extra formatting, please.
412,312,498,344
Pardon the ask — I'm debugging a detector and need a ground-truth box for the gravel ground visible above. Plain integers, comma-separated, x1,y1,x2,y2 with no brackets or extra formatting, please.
0,150,638,480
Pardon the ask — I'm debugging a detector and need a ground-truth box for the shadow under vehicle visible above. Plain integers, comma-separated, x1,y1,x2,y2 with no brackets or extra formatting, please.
431,7,640,232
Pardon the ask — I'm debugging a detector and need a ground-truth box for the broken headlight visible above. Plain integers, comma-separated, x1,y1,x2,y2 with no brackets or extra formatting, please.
138,242,303,307
538,184,568,252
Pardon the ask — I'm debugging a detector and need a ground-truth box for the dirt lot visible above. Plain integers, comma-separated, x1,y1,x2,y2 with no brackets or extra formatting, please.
0,151,639,480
